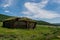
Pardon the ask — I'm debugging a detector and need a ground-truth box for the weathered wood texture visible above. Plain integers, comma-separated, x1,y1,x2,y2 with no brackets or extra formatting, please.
3,18,37,29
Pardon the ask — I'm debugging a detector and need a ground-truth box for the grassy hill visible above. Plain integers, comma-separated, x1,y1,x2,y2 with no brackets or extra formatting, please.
0,14,11,22
0,14,60,40
0,14,60,26
52,23,60,26
0,22,60,40
36,20,51,25
0,14,51,25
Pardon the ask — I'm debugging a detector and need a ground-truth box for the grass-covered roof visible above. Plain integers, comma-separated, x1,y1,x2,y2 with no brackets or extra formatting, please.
4,17,36,22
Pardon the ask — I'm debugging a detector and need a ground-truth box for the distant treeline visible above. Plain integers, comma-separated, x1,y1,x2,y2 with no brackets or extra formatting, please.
36,20,60,26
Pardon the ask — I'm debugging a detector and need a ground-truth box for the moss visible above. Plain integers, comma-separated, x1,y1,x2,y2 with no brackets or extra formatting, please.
4,17,36,22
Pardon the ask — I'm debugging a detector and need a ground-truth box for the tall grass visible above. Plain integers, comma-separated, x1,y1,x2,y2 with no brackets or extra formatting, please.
0,22,60,40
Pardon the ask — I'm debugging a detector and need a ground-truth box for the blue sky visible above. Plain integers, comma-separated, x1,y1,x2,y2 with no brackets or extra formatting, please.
0,0,60,23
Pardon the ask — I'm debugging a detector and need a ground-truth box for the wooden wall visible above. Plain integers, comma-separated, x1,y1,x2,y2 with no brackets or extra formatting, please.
3,19,36,29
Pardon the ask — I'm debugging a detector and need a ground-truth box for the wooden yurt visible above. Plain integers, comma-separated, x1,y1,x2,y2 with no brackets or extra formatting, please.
3,17,37,29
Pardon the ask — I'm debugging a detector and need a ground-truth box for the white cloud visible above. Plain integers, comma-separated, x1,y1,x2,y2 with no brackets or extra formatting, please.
4,10,10,13
22,0,60,19
22,11,31,15
31,9,60,19
38,0,49,8
1,0,13,8
3,4,10,8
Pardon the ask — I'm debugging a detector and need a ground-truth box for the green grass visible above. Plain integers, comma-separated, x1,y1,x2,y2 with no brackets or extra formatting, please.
0,22,60,40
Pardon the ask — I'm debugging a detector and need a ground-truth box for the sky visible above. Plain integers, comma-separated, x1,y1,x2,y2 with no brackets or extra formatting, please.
0,0,60,23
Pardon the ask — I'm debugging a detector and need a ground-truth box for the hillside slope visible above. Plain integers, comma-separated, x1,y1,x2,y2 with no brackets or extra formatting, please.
0,14,11,22
36,20,51,25
0,14,52,25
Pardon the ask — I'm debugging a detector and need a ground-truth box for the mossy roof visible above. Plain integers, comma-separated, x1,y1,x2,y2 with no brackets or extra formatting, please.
4,17,36,22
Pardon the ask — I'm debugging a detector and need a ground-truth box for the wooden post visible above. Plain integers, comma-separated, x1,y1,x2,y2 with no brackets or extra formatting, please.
33,22,37,29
